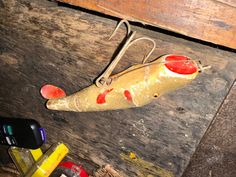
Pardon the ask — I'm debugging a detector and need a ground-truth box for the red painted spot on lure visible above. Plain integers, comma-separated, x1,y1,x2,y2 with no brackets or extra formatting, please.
165,55,197,74
124,90,132,102
41,84,66,99
96,88,114,104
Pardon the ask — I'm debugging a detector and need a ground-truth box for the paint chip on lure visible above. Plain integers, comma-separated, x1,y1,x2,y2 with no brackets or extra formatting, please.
40,20,210,112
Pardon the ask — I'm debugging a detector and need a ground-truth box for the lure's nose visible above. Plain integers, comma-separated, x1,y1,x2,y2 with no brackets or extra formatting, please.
164,55,198,75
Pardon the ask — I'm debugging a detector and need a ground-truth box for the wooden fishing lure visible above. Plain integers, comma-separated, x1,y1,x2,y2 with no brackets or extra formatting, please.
41,20,210,112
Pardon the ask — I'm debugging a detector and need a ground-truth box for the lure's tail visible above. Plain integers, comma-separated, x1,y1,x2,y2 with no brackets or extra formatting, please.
41,84,78,111
40,84,66,99
46,95,76,111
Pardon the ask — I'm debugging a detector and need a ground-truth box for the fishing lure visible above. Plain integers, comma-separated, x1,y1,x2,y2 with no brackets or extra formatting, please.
41,20,210,112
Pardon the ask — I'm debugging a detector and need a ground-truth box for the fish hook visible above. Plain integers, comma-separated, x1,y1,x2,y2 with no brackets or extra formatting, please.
126,37,156,64
108,19,131,40
96,31,136,87
96,19,134,88
96,20,156,88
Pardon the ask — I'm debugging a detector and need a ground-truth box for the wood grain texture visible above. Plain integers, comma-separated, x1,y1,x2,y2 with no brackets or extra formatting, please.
182,82,236,177
58,0,236,49
0,0,236,176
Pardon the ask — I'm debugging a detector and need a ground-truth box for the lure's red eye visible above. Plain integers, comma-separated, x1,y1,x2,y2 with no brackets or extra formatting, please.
165,55,198,74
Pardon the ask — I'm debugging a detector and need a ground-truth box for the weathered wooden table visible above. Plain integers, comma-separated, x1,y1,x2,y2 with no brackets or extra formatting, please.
0,0,235,176
58,0,236,49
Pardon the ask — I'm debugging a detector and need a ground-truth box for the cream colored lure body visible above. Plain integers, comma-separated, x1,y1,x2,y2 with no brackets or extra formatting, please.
41,20,208,112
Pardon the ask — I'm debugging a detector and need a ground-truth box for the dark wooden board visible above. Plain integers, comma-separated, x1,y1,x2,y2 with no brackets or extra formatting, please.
58,0,236,49
182,82,236,177
0,0,236,176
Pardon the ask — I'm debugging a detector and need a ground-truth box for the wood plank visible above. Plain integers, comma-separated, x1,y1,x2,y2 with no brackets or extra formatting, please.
182,82,236,177
58,0,236,49
0,0,236,176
